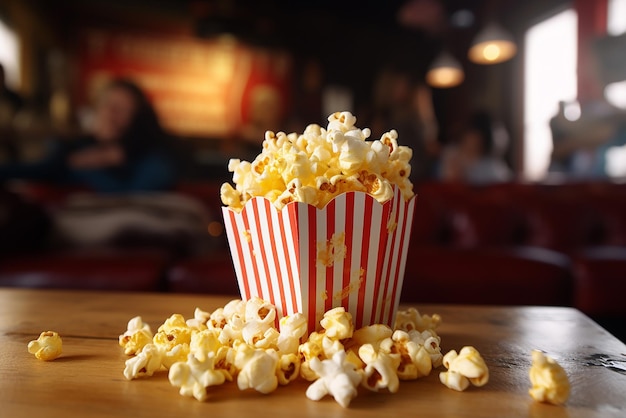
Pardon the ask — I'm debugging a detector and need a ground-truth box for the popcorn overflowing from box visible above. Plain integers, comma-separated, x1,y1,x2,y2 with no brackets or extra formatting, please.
221,112,416,332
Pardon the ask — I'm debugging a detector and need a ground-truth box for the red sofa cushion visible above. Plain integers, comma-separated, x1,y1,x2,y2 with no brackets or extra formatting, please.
0,249,168,291
167,252,239,295
573,247,626,316
402,246,572,306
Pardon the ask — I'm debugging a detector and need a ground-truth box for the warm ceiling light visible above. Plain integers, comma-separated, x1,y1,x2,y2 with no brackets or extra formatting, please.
468,22,517,64
426,51,464,88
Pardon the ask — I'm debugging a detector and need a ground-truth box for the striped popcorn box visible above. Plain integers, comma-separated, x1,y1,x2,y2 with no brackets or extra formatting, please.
222,186,416,334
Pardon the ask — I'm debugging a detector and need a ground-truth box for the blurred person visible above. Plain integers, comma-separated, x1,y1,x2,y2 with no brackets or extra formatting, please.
0,78,178,192
550,100,626,177
0,63,23,112
440,111,512,184
371,69,439,183
0,63,23,162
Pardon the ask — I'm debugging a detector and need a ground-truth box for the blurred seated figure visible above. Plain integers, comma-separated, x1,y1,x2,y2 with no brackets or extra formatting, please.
0,64,23,162
0,78,177,192
440,111,512,184
550,100,626,178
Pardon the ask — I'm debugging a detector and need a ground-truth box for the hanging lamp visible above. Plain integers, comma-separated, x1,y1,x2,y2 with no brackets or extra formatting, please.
426,50,464,88
468,22,517,64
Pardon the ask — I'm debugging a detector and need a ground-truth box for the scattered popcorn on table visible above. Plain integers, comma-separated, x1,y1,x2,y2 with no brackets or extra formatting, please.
439,346,489,391
220,111,414,211
119,299,493,406
529,350,570,405
27,331,62,361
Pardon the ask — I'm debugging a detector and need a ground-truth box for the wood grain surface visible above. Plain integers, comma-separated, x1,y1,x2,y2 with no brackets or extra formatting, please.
1,288,625,418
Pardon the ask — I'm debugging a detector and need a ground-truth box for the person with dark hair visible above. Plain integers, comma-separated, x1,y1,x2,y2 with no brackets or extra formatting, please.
0,78,178,192
440,111,512,184
0,63,23,112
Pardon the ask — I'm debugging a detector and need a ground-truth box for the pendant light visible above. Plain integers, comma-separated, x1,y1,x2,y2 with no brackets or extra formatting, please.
426,50,464,88
468,22,517,64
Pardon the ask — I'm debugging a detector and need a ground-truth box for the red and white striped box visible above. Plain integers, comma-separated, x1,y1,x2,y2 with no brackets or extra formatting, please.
222,187,416,333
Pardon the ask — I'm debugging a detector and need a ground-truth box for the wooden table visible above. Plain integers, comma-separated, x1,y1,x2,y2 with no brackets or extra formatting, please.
1,288,625,418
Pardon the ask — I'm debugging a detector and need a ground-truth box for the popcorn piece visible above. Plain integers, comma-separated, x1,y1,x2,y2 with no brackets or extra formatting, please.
207,308,227,330
529,350,570,405
234,342,279,394
186,308,211,330
358,343,400,393
168,353,227,401
219,314,245,346
349,324,393,349
158,313,189,334
244,297,277,325
124,343,163,380
27,331,62,361
162,344,190,370
276,353,300,385
277,313,307,354
394,307,441,333
190,329,221,362
214,346,237,381
299,332,325,381
119,316,153,355
242,322,279,349
221,112,415,211
409,329,443,368
223,299,246,320
439,346,489,391
153,319,192,370
320,307,353,340
439,369,470,391
306,350,362,408
379,330,432,380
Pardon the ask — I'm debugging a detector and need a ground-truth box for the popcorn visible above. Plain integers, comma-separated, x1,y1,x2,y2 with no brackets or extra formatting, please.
320,307,354,340
358,343,400,393
190,329,221,362
439,346,489,391
27,331,62,361
120,300,450,407
276,353,300,385
124,343,163,380
158,313,189,333
277,313,307,355
168,353,227,401
379,330,432,380
409,329,443,368
306,351,362,408
529,350,570,405
349,324,393,349
234,342,279,394
394,307,442,333
119,316,153,355
186,308,211,330
299,332,326,381
221,112,414,211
